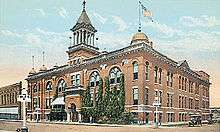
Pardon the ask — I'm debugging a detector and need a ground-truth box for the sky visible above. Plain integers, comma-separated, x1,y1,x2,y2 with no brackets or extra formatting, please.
0,0,219,107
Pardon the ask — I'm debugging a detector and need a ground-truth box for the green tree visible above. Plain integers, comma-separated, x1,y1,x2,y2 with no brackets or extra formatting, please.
94,78,104,119
118,74,125,115
103,77,111,118
81,85,93,122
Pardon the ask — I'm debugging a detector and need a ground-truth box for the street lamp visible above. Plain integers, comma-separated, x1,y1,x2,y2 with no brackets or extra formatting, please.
153,97,161,129
17,88,31,132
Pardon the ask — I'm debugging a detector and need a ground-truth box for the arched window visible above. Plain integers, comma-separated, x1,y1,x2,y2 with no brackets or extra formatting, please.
133,61,138,80
146,62,150,80
109,67,121,84
57,79,66,93
89,71,100,87
46,81,52,91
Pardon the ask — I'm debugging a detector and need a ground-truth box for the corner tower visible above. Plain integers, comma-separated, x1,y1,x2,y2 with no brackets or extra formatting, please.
67,1,100,65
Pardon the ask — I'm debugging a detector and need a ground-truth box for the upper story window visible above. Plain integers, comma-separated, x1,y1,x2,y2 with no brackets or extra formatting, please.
145,88,149,105
133,61,138,80
158,68,162,84
89,71,100,87
167,72,173,87
46,81,52,91
179,76,181,89
71,74,81,86
145,62,150,80
133,88,139,105
33,84,37,93
154,66,158,83
109,67,121,84
57,79,66,93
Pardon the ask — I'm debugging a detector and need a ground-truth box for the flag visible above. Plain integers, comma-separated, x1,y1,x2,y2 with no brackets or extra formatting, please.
139,1,154,22
143,10,152,17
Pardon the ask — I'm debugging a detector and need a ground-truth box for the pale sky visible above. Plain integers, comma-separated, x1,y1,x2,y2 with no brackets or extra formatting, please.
0,0,219,107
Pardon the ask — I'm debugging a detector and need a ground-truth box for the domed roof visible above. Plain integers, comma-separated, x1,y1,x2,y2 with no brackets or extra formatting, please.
39,65,47,71
29,68,36,75
131,32,149,44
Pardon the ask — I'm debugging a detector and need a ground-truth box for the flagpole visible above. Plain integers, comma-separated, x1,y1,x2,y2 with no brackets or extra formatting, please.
138,1,141,32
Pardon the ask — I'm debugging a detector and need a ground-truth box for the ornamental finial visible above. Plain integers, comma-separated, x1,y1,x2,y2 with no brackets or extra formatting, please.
83,0,86,11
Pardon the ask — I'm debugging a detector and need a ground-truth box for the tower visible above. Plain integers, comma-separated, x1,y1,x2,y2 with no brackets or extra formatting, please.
67,0,100,65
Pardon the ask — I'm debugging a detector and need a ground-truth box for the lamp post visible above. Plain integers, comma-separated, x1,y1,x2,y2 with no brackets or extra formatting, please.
153,97,161,129
17,88,31,132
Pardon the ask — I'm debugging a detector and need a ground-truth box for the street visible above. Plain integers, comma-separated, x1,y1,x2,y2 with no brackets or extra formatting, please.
0,121,219,132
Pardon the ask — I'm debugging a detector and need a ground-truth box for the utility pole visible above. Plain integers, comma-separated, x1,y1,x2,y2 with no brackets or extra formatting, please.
17,88,31,132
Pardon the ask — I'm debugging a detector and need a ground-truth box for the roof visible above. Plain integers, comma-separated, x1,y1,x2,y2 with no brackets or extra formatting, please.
51,97,65,105
77,10,91,24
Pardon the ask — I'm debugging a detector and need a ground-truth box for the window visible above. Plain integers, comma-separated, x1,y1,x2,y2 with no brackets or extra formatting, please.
71,74,81,86
179,96,181,108
185,78,187,91
133,88,139,105
89,71,100,87
46,81,52,91
33,84,37,93
33,98,37,109
167,113,174,122
57,79,66,93
159,91,162,105
154,66,158,83
145,88,149,105
146,62,150,80
46,98,51,109
179,76,181,89
109,67,121,84
195,83,199,95
182,77,184,90
159,68,162,84
38,83,41,92
133,61,138,80
167,93,173,107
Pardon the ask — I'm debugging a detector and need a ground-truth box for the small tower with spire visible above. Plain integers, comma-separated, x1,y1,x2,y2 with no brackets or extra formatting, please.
29,56,37,75
39,51,47,72
67,0,100,65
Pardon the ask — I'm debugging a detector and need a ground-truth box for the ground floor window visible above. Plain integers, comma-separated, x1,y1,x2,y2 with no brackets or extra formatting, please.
167,113,175,122
154,113,162,125
145,113,149,124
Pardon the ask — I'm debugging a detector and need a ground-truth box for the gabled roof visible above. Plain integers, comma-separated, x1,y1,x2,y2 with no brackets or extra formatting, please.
178,60,190,69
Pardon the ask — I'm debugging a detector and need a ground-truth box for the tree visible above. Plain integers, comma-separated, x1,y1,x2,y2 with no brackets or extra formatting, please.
103,77,111,118
81,85,93,122
118,74,125,115
94,78,104,119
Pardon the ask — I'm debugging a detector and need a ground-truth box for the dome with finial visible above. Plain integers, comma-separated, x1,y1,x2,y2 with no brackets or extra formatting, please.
131,31,150,45
39,65,47,72
29,68,36,75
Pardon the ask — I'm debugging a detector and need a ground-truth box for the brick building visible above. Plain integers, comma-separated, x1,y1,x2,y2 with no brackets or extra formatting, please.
0,82,22,120
25,1,210,124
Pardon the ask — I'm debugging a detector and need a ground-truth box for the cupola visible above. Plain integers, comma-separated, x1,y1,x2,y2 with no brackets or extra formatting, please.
131,30,153,47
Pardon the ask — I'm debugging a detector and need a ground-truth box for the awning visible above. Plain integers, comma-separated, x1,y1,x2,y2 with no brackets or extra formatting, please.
0,107,18,114
51,97,65,105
